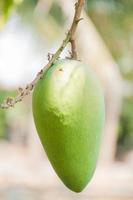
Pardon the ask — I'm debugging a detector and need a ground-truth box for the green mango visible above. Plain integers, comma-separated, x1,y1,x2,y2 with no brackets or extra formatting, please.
32,59,105,192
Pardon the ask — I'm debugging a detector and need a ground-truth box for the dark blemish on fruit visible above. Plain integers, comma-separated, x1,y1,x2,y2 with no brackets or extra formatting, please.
59,68,63,71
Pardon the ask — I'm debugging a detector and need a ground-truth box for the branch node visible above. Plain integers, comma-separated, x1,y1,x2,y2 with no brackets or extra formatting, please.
47,53,54,61
75,2,78,9
70,39,77,59
76,17,83,23
18,87,23,93
37,69,43,77
25,85,29,90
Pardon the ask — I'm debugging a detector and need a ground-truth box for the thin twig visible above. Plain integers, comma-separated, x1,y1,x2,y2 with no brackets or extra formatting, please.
0,0,84,109
70,39,77,59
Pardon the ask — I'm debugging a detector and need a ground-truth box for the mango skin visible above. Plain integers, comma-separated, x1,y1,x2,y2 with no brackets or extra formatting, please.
32,59,105,192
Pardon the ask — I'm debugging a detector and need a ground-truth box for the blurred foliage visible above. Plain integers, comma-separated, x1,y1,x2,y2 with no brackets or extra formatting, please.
0,0,14,26
48,2,65,25
0,90,16,139
86,0,133,76
17,0,38,20
86,0,133,152
0,0,65,41
0,107,6,138
118,96,133,151
0,0,38,27
2,0,14,19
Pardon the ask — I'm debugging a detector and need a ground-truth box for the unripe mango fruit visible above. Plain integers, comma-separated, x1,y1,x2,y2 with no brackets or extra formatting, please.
32,59,105,192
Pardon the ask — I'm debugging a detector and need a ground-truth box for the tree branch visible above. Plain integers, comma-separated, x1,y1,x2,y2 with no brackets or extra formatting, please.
0,0,84,109
70,39,77,59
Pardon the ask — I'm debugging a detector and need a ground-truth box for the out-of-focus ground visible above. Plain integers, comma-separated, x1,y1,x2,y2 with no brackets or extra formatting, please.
0,142,133,200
